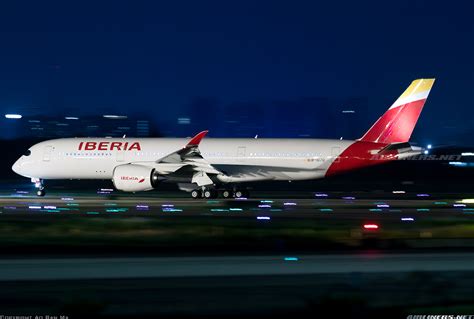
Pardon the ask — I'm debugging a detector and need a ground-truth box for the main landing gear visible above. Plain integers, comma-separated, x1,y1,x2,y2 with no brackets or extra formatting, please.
190,187,249,199
32,178,46,197
191,188,218,199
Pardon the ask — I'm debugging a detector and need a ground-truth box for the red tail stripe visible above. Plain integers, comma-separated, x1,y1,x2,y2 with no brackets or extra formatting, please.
361,99,425,144
325,141,397,177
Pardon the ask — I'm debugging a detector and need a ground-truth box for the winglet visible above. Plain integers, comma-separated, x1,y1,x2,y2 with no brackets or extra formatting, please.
186,130,208,148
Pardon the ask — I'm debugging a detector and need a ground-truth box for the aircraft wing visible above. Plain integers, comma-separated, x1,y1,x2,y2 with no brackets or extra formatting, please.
158,130,209,164
154,130,222,186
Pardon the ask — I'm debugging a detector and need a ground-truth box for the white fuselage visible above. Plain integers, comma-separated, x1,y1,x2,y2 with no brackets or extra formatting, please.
11,79,433,195
12,137,354,183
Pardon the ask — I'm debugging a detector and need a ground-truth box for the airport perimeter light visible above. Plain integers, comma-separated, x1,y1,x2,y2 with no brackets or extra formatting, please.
363,223,379,230
5,114,22,119
103,115,128,119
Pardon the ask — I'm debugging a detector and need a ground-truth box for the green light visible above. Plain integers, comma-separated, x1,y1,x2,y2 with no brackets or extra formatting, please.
106,208,128,213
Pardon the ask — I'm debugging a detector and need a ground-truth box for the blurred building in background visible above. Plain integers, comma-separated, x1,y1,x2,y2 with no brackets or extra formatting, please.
0,96,368,140
172,96,369,140
0,114,155,139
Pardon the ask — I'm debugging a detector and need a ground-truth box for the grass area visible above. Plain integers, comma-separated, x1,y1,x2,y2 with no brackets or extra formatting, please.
0,216,473,252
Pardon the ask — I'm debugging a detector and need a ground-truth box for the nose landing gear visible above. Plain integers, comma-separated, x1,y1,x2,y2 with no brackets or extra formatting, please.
32,178,46,197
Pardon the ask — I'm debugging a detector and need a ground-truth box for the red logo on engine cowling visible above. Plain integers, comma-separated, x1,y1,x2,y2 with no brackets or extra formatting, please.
121,176,145,183
78,141,141,151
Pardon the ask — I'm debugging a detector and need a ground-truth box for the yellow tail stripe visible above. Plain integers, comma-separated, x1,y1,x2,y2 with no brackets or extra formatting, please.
398,78,435,99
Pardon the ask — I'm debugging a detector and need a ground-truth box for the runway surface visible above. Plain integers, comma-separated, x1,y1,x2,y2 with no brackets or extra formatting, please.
1,188,474,219
1,252,474,281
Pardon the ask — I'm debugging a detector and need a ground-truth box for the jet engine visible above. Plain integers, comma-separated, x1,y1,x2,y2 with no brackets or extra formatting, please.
112,164,158,192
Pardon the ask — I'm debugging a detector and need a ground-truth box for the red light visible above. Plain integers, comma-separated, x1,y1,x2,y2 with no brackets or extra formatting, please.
363,223,379,230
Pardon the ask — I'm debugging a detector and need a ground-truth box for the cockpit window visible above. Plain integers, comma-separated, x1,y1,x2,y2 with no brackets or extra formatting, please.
23,149,31,156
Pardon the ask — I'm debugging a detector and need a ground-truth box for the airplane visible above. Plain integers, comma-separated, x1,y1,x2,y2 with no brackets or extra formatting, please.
12,78,435,198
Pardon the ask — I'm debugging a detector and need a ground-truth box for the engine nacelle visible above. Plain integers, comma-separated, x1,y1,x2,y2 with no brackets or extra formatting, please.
112,164,157,192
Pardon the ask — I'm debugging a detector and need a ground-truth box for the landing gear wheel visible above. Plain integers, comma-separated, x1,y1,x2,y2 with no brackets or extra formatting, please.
191,189,202,199
222,190,232,199
234,190,244,198
37,189,45,197
203,189,216,199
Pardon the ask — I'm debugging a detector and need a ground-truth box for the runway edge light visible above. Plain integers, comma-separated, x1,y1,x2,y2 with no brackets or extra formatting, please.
363,223,379,230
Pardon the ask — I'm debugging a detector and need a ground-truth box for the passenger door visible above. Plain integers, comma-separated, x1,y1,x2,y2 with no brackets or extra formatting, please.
331,146,341,163
116,150,125,162
43,146,53,162
237,146,246,162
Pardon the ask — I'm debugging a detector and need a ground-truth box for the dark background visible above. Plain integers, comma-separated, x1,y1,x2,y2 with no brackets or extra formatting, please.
0,0,472,147
0,3,473,318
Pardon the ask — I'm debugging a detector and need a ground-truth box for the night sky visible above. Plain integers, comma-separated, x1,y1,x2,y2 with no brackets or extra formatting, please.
0,1,472,144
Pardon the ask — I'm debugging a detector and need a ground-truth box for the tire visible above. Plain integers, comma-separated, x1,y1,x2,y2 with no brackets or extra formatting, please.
191,189,201,199
203,190,213,199
37,190,45,197
222,190,231,199
234,190,243,198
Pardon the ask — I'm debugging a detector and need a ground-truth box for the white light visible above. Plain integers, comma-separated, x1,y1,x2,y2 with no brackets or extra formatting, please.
449,161,467,166
103,115,127,119
461,152,474,156
342,110,355,113
363,224,379,229
178,117,191,125
423,150,429,154
5,114,22,119
65,116,79,120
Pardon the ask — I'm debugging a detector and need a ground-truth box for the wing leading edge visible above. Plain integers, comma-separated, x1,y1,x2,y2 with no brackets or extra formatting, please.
155,130,221,186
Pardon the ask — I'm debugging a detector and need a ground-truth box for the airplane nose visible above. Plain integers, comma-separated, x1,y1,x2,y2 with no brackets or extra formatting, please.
12,159,21,175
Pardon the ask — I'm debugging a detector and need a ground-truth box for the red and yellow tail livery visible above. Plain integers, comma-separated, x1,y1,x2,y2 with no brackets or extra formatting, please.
361,78,435,144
